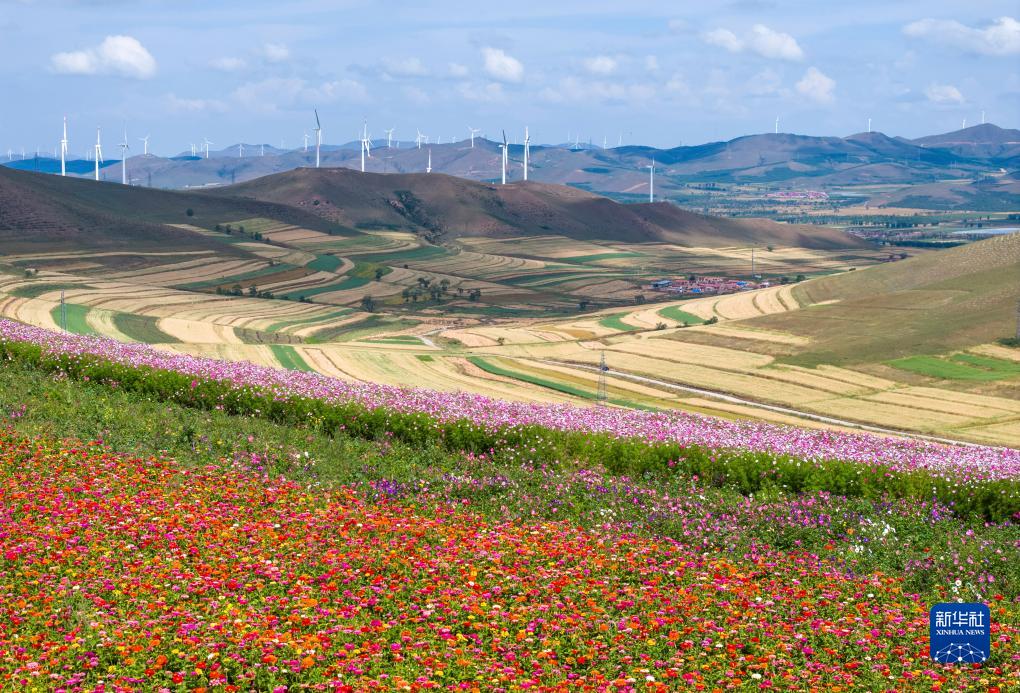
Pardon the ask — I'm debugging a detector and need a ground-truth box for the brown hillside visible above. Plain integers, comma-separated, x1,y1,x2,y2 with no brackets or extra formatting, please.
219,167,868,250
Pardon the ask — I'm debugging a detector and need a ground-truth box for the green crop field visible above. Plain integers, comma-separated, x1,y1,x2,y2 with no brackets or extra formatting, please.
269,344,313,371
889,354,1020,381
111,313,179,343
598,313,642,332
48,303,97,335
657,305,706,325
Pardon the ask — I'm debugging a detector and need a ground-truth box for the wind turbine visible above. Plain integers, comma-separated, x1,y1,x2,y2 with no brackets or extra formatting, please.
238,143,245,158
416,129,424,149
426,148,432,174
93,128,103,181
867,117,872,134
60,116,69,177
774,116,779,134
384,128,394,148
961,118,967,129
203,138,213,158
190,143,197,157
118,130,129,184
303,132,309,152
981,110,986,125
500,130,508,185
313,109,322,168
468,127,480,148
260,144,265,156
360,121,371,172
523,127,530,181
646,159,654,203
139,134,150,156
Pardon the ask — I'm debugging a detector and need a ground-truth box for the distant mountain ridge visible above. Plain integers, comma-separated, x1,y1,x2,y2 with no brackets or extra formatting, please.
4,124,1016,199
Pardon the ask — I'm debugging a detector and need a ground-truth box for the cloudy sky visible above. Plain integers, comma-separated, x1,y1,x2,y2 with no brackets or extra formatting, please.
1,0,1018,156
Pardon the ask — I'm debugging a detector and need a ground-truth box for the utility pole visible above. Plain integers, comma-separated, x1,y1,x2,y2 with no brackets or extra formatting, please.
751,247,756,277
596,351,608,405
60,290,67,332
1016,299,1020,341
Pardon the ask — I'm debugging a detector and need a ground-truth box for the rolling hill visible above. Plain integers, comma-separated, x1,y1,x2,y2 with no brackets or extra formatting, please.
750,231,1020,366
217,167,868,249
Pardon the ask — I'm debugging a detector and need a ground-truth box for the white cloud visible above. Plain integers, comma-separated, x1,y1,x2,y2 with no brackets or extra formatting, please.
210,56,246,72
381,56,428,77
402,85,429,104
745,68,785,97
704,28,742,53
458,81,507,102
50,35,156,79
583,55,617,75
665,72,690,94
231,77,367,112
261,42,290,63
702,24,803,61
165,93,226,113
540,77,655,104
448,62,469,77
644,55,659,72
904,16,1020,56
481,47,523,82
924,83,964,104
795,66,835,103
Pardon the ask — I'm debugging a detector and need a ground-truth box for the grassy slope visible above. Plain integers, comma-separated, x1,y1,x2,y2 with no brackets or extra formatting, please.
752,233,1020,366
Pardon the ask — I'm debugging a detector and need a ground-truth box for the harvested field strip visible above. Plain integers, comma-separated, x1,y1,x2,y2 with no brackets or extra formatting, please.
281,276,370,300
861,391,1017,419
175,263,293,290
467,356,596,401
156,318,242,345
84,310,132,342
269,344,313,372
8,282,92,299
657,305,705,325
264,309,353,334
48,303,96,336
111,313,179,343
356,245,450,263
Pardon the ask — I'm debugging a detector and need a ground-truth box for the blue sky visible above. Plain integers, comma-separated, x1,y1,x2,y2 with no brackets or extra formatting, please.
1,0,1018,156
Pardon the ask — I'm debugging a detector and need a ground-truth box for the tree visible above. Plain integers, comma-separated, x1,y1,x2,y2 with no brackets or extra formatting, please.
401,288,411,304
185,208,194,217
360,295,376,312
468,289,481,302
795,274,806,282
578,299,590,311
635,294,646,305
705,316,719,325
374,267,385,281
248,285,258,296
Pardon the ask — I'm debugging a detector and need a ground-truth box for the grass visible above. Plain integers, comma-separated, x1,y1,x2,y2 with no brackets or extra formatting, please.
888,354,1020,381
360,335,423,345
306,254,344,272
175,263,296,291
355,245,450,263
268,344,313,372
0,356,1016,600
415,354,434,362
48,303,96,335
597,313,641,332
657,305,706,325
110,313,179,343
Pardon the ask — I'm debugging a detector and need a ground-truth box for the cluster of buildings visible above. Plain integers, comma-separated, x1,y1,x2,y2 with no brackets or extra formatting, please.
648,276,766,296
765,190,829,200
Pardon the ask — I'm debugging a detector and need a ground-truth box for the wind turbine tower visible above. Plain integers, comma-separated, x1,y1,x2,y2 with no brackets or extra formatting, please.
360,121,371,172
867,117,872,134
118,130,129,184
416,129,424,149
60,117,69,177
139,135,150,156
523,127,530,181
426,148,432,174
93,128,103,181
203,138,213,158
981,110,986,125
303,132,309,152
238,143,245,158
775,116,779,134
313,109,322,168
500,130,508,185
385,128,394,148
468,127,480,147
646,159,654,203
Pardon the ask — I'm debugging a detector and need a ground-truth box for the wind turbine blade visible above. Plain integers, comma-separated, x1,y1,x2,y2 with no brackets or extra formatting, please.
315,109,321,128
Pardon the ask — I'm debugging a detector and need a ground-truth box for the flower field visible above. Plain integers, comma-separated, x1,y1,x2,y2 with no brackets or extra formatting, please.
2,318,1020,527
1,431,1017,691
